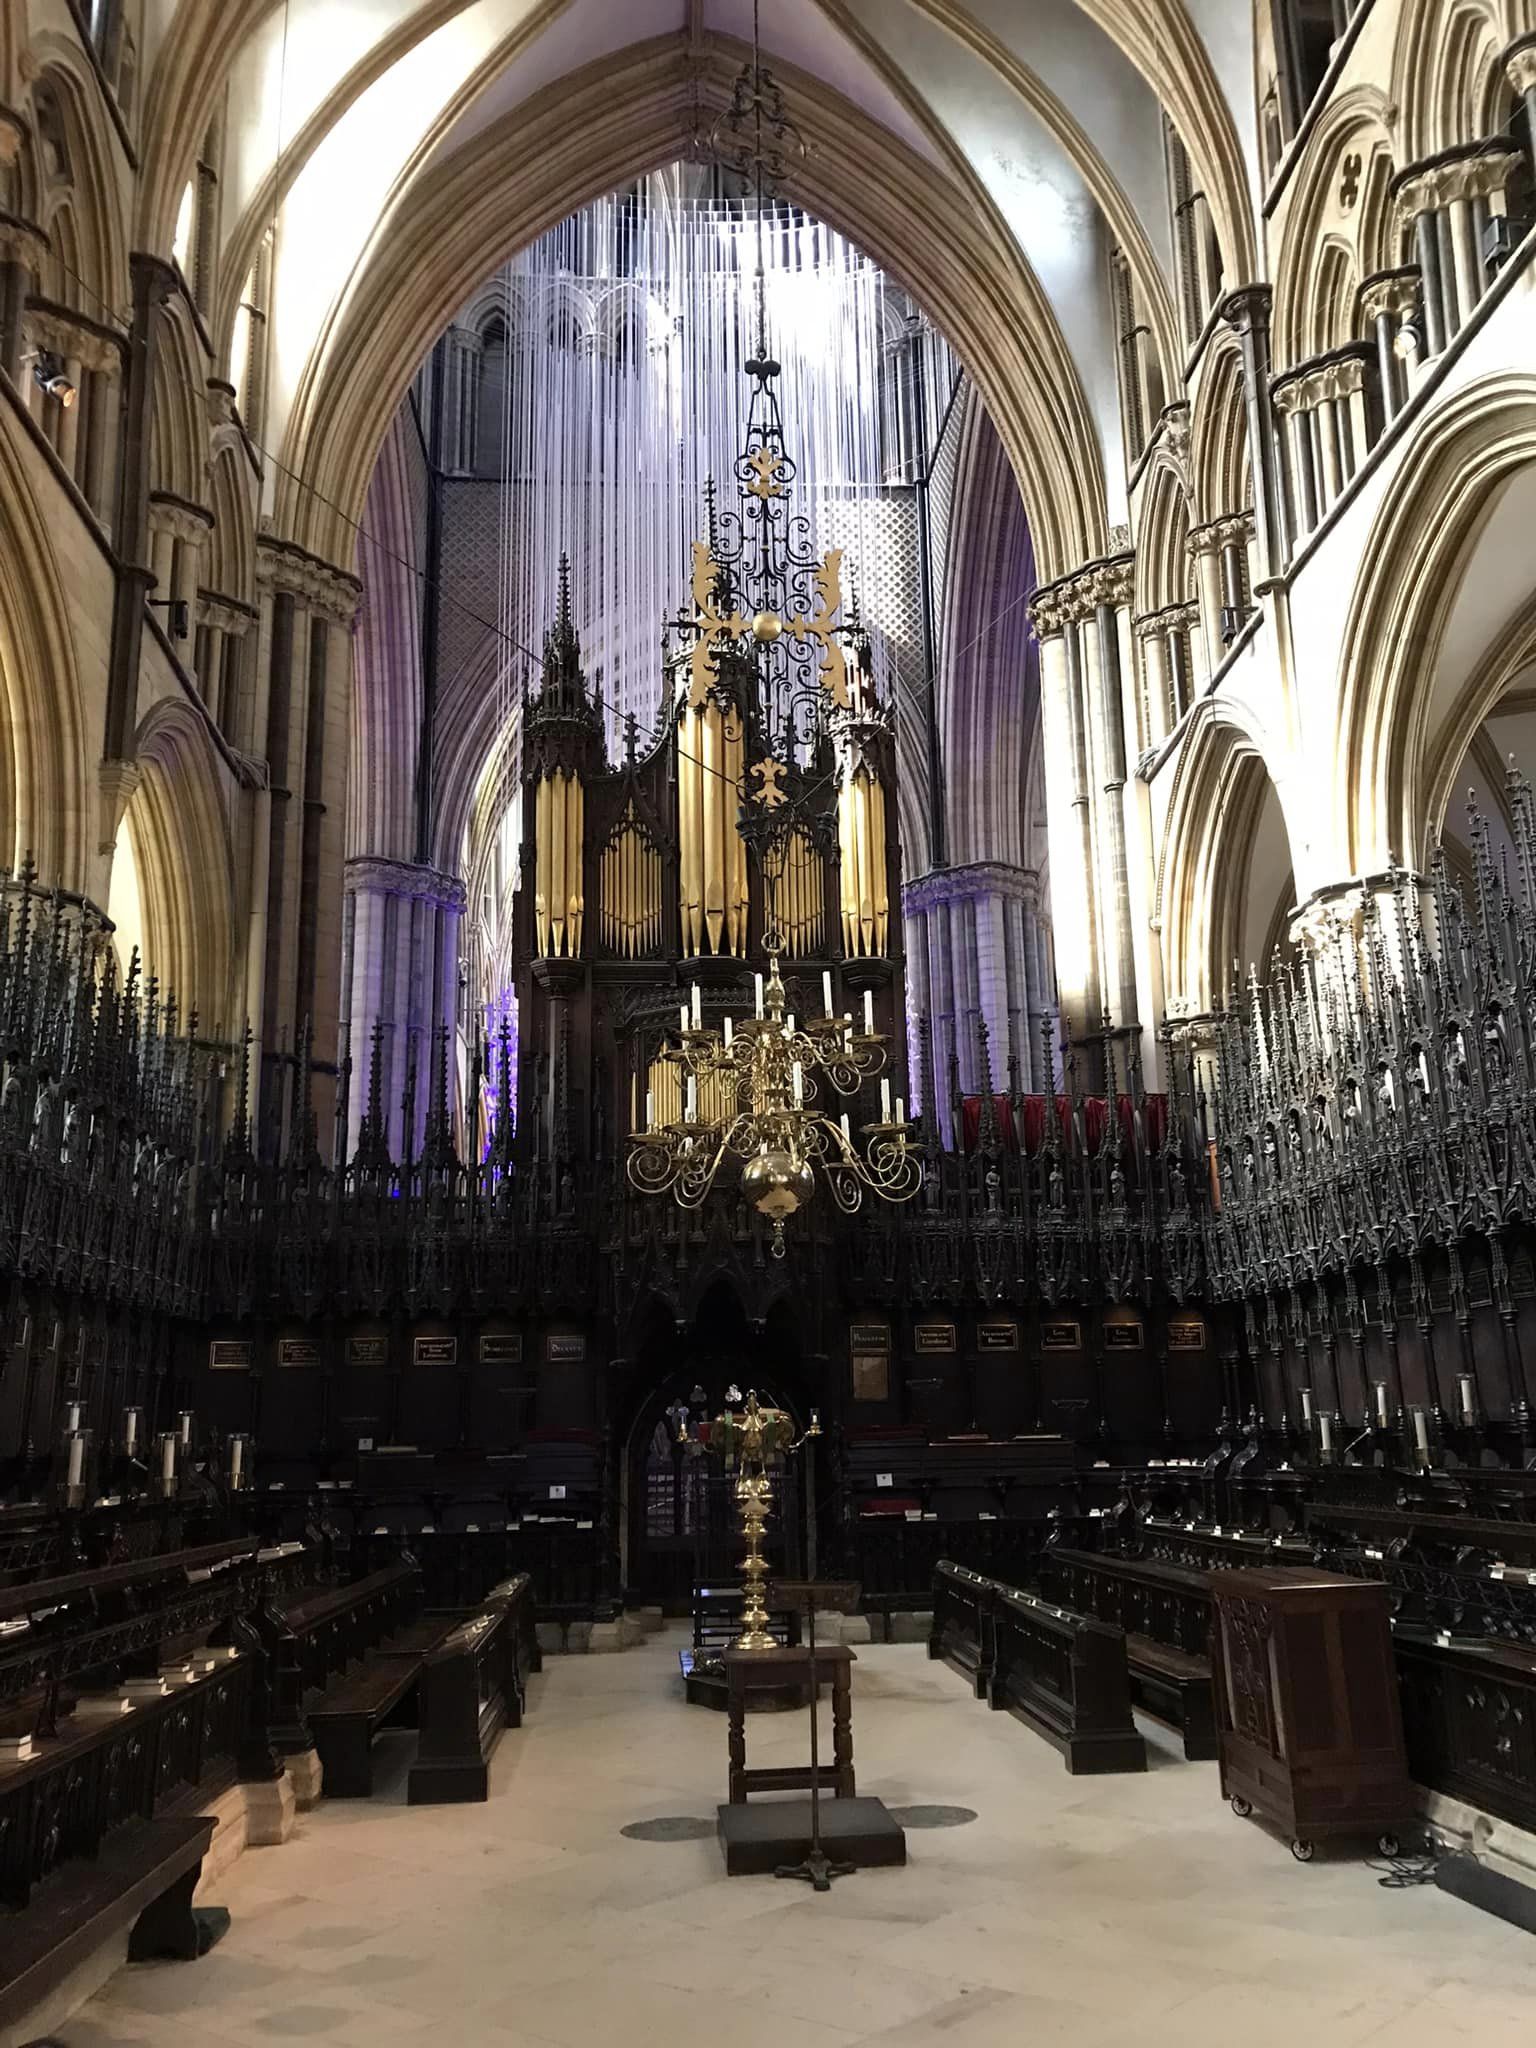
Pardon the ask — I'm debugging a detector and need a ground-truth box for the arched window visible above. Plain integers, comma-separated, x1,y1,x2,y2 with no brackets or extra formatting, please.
1109,247,1163,471
1273,2,1366,137
475,314,507,473
229,230,272,442
1165,121,1224,347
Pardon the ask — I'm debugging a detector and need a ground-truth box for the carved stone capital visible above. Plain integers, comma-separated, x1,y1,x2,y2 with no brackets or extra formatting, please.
345,855,467,913
149,492,215,546
1506,34,1536,97
902,861,1041,916
1358,266,1421,325
196,593,256,638
1394,142,1523,229
23,301,124,375
1028,589,1069,640
0,103,26,168
258,537,362,625
98,759,142,855
0,208,47,269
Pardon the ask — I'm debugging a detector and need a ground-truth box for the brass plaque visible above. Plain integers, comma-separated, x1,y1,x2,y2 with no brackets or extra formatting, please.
208,1340,251,1371
347,1336,388,1366
977,1321,1019,1353
850,1322,891,1351
480,1332,523,1365
1167,1319,1205,1352
914,1322,956,1354
1040,1320,1081,1352
546,1333,586,1363
278,1337,322,1367
1103,1322,1145,1351
413,1335,458,1366
851,1353,890,1401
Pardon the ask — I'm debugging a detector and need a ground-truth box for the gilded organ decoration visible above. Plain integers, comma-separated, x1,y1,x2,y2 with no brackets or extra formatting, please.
677,697,749,957
837,750,889,958
600,803,662,958
777,825,824,957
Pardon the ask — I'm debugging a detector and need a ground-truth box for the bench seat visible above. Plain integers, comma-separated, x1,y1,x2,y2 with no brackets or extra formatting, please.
0,1817,220,2033
1124,1634,1218,1759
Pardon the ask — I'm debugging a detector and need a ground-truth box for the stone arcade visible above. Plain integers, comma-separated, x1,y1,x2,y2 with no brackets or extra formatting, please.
4,3,1536,2045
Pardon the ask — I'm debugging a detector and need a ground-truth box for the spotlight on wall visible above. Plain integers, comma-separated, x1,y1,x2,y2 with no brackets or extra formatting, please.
1483,213,1521,280
32,349,77,408
1393,317,1424,366
147,596,191,641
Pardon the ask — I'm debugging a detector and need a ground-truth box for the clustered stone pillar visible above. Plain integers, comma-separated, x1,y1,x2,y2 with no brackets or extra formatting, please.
340,856,467,1156
902,863,1054,1134
439,323,485,474
146,492,212,650
1272,342,1378,543
1029,584,1101,1054
1222,286,1285,590
1133,600,1202,744
254,541,362,1154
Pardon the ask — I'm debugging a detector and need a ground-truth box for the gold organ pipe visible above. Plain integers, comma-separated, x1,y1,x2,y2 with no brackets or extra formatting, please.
701,703,723,954
870,773,889,954
679,711,703,956
566,773,584,956
535,775,552,958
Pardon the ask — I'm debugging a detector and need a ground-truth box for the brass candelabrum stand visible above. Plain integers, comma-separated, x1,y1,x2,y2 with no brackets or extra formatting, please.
684,1390,820,1652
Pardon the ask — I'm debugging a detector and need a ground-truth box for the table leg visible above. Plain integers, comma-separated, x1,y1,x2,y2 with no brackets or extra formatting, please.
728,1683,747,1804
832,1667,855,1798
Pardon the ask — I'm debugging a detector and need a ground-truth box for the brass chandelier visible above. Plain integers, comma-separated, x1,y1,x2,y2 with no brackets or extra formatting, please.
628,944,920,1255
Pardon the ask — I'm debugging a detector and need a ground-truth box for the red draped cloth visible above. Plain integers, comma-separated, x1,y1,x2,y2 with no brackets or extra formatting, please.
958,1093,1168,1155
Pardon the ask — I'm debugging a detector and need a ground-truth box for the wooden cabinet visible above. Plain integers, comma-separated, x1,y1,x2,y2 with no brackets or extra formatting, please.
1209,1566,1413,1860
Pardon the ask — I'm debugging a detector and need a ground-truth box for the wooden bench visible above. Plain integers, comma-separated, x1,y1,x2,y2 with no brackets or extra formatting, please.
928,1559,997,1698
0,1817,220,2033
1038,1546,1218,1761
308,1652,424,1798
407,1576,537,1804
988,1584,1147,1775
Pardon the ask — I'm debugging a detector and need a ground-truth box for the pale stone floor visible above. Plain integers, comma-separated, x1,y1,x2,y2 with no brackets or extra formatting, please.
62,1628,1536,2048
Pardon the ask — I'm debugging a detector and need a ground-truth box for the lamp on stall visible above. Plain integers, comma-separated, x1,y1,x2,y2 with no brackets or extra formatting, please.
31,349,77,407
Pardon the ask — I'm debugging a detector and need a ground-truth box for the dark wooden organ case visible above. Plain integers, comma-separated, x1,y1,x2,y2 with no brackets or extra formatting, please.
1209,1567,1414,1861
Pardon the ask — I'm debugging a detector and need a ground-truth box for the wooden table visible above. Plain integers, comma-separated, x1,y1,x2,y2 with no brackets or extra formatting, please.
723,1644,857,1804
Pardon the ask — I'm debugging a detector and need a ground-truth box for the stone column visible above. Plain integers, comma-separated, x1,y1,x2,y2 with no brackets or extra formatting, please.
1186,525,1226,676
1083,560,1139,1042
1221,286,1284,590
1029,589,1100,1045
103,255,178,770
341,857,467,1158
1508,37,1536,176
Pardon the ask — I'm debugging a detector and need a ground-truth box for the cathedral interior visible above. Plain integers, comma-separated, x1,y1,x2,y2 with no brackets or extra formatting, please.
5,0,1536,2041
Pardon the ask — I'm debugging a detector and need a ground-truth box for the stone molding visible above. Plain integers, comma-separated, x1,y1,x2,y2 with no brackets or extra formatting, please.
0,207,47,268
1134,600,1200,638
345,855,468,914
195,592,256,637
1187,510,1254,557
903,861,1041,915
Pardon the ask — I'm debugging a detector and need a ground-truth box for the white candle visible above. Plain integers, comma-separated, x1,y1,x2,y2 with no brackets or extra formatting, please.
679,1004,689,1035
881,1078,892,1121
863,991,875,1035
645,1090,655,1130
840,1112,851,1145
895,1097,905,1126
723,1015,733,1048
1374,1382,1389,1429
786,1014,795,1037
1318,1414,1333,1455
67,1432,84,1487
1458,1373,1477,1423
755,973,764,1019
230,1436,244,1488
792,1062,804,1106
179,1411,193,1448
691,983,701,1027
822,971,833,1015
161,1434,177,1484
685,1076,697,1122
1300,1388,1313,1424
123,1407,140,1456
1412,1406,1430,1455
66,1402,82,1432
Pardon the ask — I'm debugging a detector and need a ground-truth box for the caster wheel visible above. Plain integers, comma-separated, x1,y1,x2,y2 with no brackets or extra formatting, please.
1290,1839,1315,1863
1378,1834,1400,1858
1230,1796,1252,1818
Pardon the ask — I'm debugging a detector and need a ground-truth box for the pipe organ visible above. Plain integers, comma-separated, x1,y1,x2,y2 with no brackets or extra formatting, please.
512,395,905,1190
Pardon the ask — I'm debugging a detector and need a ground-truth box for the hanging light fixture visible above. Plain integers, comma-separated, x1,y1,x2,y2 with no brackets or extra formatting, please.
624,1,921,1253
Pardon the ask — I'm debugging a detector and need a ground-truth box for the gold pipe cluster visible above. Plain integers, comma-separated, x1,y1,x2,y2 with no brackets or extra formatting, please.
837,762,888,957
647,1053,737,1128
533,768,584,958
600,804,662,957
778,827,825,957
678,702,748,957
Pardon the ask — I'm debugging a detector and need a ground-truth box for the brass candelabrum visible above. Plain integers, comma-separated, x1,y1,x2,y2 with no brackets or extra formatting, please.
627,951,921,1255
685,1390,821,1650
